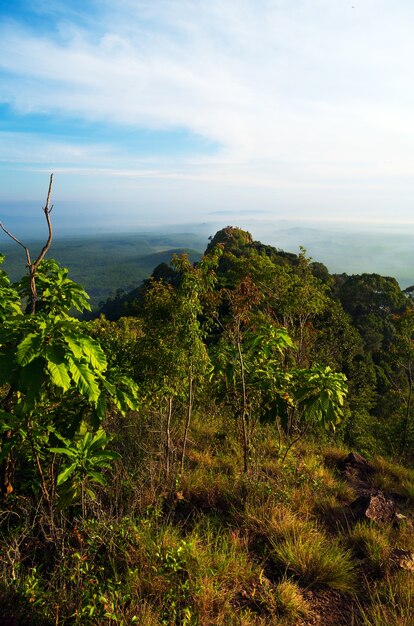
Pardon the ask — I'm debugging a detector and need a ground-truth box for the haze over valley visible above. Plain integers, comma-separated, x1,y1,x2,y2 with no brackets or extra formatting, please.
2,217,414,310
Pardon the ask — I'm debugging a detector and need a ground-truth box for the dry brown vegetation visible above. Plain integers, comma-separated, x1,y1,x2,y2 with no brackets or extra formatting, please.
1,409,414,625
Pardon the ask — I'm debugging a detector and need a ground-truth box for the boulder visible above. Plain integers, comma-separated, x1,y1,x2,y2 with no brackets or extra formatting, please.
337,452,374,481
350,491,396,525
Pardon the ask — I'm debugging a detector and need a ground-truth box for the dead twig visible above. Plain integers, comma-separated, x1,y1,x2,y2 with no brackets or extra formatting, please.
0,173,54,313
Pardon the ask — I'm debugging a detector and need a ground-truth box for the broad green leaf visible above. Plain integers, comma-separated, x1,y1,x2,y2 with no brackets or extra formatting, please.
57,463,77,485
17,358,47,412
47,360,71,392
112,388,137,413
89,429,108,450
16,333,42,366
79,337,107,372
68,358,101,404
91,450,121,461
85,486,97,500
81,431,93,451
52,432,72,447
46,344,66,364
87,470,107,486
102,379,116,395
49,447,77,458
62,334,83,360
95,393,106,422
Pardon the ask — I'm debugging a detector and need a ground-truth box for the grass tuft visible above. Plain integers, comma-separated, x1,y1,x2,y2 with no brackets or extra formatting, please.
272,577,310,620
346,521,391,577
271,530,357,593
370,456,414,503
357,571,414,626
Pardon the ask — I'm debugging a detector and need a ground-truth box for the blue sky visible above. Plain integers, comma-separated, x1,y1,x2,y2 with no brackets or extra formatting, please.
1,0,414,234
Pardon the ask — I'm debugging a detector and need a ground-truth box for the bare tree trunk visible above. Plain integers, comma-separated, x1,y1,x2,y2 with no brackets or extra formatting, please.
400,360,413,455
0,388,15,498
275,414,283,454
165,395,173,477
180,368,193,476
237,338,250,473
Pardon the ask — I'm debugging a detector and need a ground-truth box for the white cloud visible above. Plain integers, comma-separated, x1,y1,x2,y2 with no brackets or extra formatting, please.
2,0,414,221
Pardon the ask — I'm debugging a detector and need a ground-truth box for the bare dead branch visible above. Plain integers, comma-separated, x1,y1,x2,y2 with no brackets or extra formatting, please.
0,223,31,266
32,173,54,272
0,173,54,314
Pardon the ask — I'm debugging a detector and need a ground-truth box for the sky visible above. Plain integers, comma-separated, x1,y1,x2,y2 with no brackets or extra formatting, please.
1,0,414,234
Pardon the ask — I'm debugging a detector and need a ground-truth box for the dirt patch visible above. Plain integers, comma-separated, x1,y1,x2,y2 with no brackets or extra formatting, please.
298,589,356,626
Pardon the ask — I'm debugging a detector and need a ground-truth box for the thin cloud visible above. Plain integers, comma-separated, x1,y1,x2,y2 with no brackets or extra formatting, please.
1,1,414,223
2,1,414,161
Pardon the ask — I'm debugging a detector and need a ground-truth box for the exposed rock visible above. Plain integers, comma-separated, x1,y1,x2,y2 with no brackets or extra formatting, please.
394,512,409,526
350,491,396,525
337,452,374,482
392,548,414,571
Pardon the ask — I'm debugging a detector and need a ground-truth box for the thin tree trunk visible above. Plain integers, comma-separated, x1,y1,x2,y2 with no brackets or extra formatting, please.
400,361,413,455
165,395,173,477
241,414,249,474
0,388,15,498
237,338,250,473
275,414,283,454
281,420,312,463
180,369,193,476
27,423,55,532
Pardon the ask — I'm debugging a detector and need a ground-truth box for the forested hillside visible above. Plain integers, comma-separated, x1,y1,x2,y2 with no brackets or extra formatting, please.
0,233,204,310
97,225,414,461
1,224,414,625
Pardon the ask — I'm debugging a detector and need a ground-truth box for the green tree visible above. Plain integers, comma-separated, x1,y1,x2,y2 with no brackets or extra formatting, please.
378,308,414,458
211,276,267,472
336,273,407,354
207,234,329,369
0,259,138,507
211,276,347,470
0,181,138,519
136,250,221,477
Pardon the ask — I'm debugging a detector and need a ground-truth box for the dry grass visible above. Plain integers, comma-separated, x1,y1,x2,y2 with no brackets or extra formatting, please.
356,571,414,626
270,530,357,593
272,578,310,620
322,444,351,469
370,456,414,502
345,521,392,577
1,413,414,625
